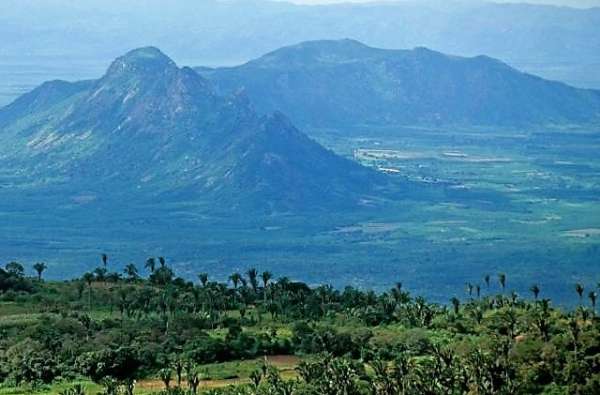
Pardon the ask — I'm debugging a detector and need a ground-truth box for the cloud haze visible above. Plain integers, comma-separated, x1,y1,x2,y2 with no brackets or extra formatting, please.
279,0,600,7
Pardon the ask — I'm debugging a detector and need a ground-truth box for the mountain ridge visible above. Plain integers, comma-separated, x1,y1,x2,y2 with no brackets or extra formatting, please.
196,39,600,128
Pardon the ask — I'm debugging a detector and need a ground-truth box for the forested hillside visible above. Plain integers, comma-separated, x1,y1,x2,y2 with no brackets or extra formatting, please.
0,257,599,394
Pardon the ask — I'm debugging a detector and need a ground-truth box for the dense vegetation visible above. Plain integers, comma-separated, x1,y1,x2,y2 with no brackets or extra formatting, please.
0,257,599,395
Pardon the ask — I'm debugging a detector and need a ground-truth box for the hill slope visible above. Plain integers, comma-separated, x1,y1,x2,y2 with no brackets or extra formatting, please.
196,39,600,128
0,47,380,211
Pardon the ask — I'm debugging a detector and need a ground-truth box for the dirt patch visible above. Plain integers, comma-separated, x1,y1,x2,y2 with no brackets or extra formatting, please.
136,378,250,391
135,356,300,392
266,355,301,367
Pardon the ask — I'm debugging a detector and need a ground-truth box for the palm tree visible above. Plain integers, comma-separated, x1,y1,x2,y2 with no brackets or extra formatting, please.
247,268,259,292
82,272,95,310
575,283,584,302
588,291,597,313
261,271,273,289
277,276,291,291
530,284,540,300
117,288,129,342
145,257,156,273
475,284,481,298
568,316,580,354
159,368,172,390
470,306,484,325
484,274,490,289
186,361,201,394
370,356,393,394
249,370,262,389
465,282,473,297
498,273,506,293
158,256,166,268
450,297,460,315
33,262,47,281
76,281,86,300
101,253,108,269
94,267,107,283
123,263,139,282
198,273,209,287
261,271,273,303
229,272,242,289
173,357,184,386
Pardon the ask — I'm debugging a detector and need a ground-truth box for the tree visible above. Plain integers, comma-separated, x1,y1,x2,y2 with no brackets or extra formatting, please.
530,284,540,300
33,262,48,281
249,369,262,389
158,256,166,268
76,347,140,383
82,272,95,310
145,257,156,273
498,273,506,292
5,261,24,277
575,283,584,302
247,268,259,292
172,356,184,386
534,299,551,342
186,361,201,394
94,267,107,282
568,316,580,354
484,274,490,289
198,273,209,287
589,291,597,313
123,263,139,282
76,281,86,300
261,271,273,302
149,266,174,287
390,352,410,395
101,253,108,269
159,368,172,390
465,282,474,297
229,272,242,289
261,271,273,289
450,297,460,315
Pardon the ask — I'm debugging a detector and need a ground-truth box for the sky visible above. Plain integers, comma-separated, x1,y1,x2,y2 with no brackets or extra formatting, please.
278,0,600,7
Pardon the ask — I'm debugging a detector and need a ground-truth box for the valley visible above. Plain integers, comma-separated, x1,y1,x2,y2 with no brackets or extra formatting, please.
0,42,598,307
2,2,600,395
1,122,598,306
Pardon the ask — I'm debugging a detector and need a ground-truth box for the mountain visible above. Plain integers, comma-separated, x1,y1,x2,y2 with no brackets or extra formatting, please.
2,0,600,99
0,47,381,212
196,39,600,128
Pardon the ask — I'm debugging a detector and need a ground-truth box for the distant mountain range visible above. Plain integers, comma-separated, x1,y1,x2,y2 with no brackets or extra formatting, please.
197,40,600,128
0,47,380,212
3,40,600,214
1,0,600,89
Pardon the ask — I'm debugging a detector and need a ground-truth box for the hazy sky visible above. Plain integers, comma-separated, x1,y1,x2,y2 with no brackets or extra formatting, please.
280,0,600,7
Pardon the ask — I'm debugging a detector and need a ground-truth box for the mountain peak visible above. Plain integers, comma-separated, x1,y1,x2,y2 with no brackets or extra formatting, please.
250,39,380,68
105,46,176,77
